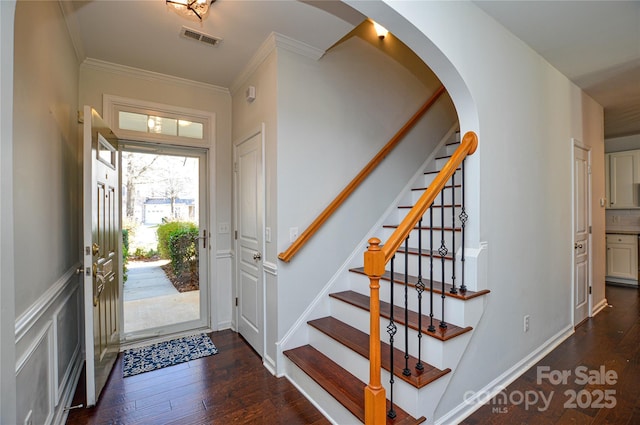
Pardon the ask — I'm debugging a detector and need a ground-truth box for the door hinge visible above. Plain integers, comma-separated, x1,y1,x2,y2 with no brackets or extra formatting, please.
589,286,592,294
234,162,238,173
588,165,592,175
235,230,238,240
235,297,238,306
589,226,592,234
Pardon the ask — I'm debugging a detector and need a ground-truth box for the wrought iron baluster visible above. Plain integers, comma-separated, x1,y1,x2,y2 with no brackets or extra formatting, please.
450,172,458,294
439,190,448,329
428,207,435,333
415,218,425,370
387,255,397,419
460,159,468,292
403,236,411,377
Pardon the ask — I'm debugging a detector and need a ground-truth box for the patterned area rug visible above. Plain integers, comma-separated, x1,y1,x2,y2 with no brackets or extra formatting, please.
123,333,218,377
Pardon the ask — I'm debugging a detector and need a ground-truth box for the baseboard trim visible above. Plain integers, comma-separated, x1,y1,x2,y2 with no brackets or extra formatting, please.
436,324,574,425
592,297,609,316
53,354,84,425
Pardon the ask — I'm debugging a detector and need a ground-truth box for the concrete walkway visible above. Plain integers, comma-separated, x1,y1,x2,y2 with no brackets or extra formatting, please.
124,259,177,301
123,259,200,333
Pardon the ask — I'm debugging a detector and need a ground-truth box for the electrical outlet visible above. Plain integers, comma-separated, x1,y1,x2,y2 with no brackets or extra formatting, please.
265,227,271,243
289,227,299,243
524,315,530,332
218,223,230,234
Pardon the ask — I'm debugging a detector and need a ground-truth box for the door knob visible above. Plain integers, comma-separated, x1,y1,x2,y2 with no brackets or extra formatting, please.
253,252,262,261
92,243,100,256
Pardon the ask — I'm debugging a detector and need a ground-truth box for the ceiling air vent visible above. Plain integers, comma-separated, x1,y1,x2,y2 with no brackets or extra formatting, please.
180,26,222,47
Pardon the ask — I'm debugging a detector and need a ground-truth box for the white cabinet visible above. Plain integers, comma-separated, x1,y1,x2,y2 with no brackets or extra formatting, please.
606,151,640,209
606,234,638,280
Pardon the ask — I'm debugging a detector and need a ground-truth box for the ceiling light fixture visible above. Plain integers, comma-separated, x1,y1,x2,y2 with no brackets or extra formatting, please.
372,21,388,40
166,0,216,22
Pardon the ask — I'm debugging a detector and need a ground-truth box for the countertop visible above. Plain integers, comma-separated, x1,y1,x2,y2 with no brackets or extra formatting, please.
606,230,640,235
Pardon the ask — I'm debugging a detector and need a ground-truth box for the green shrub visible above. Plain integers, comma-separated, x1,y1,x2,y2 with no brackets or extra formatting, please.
168,227,199,278
156,221,197,259
122,229,130,283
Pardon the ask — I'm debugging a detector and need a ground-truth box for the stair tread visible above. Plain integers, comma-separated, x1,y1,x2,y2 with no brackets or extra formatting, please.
383,225,461,232
284,345,426,425
309,316,450,389
424,167,460,175
398,204,462,209
379,245,455,261
349,267,490,300
329,291,472,341
411,184,461,192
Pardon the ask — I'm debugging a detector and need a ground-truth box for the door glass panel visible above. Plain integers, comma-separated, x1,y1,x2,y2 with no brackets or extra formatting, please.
121,147,205,337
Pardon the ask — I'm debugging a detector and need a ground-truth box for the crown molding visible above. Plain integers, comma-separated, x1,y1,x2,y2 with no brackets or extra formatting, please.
81,58,230,95
230,32,325,95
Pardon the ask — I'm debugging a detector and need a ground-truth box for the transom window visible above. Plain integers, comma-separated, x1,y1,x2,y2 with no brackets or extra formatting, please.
118,111,204,140
104,94,213,147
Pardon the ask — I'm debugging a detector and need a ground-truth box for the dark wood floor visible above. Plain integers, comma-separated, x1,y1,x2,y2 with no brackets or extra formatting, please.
65,330,330,425
463,285,640,425
66,285,639,425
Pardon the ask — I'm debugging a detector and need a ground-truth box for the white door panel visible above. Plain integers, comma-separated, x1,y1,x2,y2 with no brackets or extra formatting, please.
573,144,590,326
235,130,264,355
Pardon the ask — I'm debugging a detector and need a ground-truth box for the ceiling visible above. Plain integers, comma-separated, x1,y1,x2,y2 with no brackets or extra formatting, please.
63,1,639,139
474,1,640,139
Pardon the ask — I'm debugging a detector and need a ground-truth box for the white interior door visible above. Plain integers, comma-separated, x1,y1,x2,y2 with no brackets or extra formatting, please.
83,106,121,406
234,129,264,355
573,144,590,326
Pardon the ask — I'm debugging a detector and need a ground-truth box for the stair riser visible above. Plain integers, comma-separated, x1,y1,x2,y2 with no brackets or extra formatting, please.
330,297,465,370
387,253,456,282
379,227,462,254
376,282,469,327
284,357,361,425
415,171,461,191
388,209,463,231
349,274,486,328
308,327,426,417
409,188,462,207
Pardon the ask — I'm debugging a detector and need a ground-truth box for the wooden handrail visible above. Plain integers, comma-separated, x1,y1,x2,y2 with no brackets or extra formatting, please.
278,85,447,263
381,131,477,262
363,131,478,424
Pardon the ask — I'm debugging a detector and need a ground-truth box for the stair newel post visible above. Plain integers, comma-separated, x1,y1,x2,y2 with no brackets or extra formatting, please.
459,159,468,292
428,207,436,333
439,189,448,329
415,218,425,371
403,236,411,377
450,172,458,294
363,238,387,425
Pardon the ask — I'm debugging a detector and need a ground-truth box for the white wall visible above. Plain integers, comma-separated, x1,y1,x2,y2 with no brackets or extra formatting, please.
231,38,279,364
11,2,84,424
79,63,234,330
275,36,456,342
0,2,17,423
349,0,605,421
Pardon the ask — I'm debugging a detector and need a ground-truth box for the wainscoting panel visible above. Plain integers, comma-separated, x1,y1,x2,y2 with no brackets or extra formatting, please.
15,265,83,425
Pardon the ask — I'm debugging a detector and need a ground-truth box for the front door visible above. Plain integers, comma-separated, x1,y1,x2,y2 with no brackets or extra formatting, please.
573,143,590,326
82,106,120,406
234,129,264,355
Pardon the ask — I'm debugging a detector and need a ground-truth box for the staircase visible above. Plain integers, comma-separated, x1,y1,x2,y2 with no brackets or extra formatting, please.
283,131,487,424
